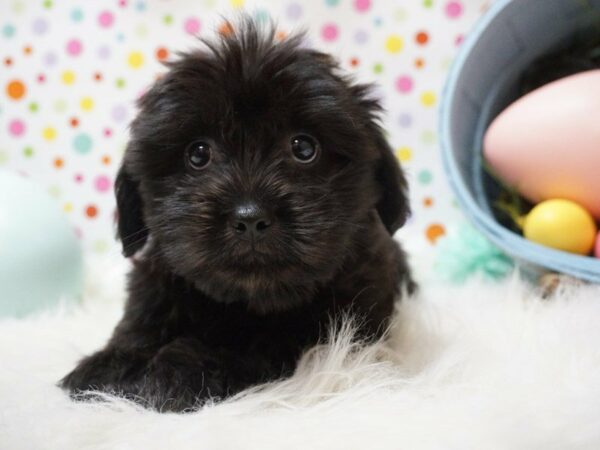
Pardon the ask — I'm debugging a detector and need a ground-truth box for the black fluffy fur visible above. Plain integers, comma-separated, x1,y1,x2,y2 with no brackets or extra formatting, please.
60,18,415,412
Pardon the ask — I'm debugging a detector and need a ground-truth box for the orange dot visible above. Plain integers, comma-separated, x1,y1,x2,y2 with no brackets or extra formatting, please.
53,157,64,169
426,224,446,244
414,58,425,69
101,155,111,165
156,47,169,61
4,57,13,66
70,117,79,127
423,197,434,208
23,45,33,55
86,205,98,218
7,80,26,100
275,30,287,41
415,31,429,45
350,57,360,67
93,72,103,81
218,22,234,36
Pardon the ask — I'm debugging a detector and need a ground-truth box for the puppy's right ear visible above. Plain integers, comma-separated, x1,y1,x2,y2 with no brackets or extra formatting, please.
115,166,147,257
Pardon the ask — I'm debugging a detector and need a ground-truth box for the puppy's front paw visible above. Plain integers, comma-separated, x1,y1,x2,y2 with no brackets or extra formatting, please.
59,348,147,401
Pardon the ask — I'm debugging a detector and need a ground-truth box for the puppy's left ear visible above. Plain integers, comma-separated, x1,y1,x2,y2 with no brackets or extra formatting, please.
373,131,410,235
115,166,148,257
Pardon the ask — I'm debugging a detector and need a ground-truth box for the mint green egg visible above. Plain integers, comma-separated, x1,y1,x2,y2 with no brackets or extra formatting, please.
0,171,83,317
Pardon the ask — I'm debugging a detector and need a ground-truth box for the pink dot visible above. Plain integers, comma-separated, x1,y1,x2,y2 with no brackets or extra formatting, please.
354,0,371,12
455,34,464,46
98,11,114,28
445,1,463,18
321,23,339,42
103,127,113,137
66,39,83,56
9,119,25,137
74,173,84,183
95,175,111,192
395,75,414,93
184,17,200,35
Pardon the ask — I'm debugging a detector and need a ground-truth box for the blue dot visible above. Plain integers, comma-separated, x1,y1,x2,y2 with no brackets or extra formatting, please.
117,32,125,42
418,170,433,185
2,24,16,38
325,0,340,6
70,8,84,22
135,1,146,11
73,133,93,154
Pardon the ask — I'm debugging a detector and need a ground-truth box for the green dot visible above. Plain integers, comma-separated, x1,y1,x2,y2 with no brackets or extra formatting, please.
421,130,436,145
325,0,340,6
163,14,173,25
135,24,148,38
423,0,434,7
394,8,408,21
23,146,34,157
373,63,384,74
0,150,8,165
53,99,67,113
116,78,126,89
11,1,25,13
73,133,93,154
48,185,61,197
43,0,53,9
28,102,38,112
93,239,109,253
418,169,433,185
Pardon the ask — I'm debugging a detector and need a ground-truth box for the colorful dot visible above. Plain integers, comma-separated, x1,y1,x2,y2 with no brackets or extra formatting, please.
321,23,339,42
53,99,67,113
2,24,16,38
44,51,57,66
61,70,75,85
74,173,84,183
415,58,425,69
70,8,84,22
286,3,302,20
32,18,48,35
101,155,111,165
6,80,26,100
98,45,111,59
325,0,340,6
80,97,94,111
8,119,25,137
445,1,463,18
354,0,371,12
63,202,73,213
420,91,437,107
73,133,93,153
127,51,144,69
98,11,114,28
395,75,414,93
23,146,33,157
184,17,200,35
418,170,433,185
396,146,412,162
163,14,173,25
156,47,169,61
423,197,434,208
385,35,404,53
373,63,383,74
230,0,244,8
426,224,446,244
85,205,98,218
70,117,79,127
415,31,429,45
398,113,412,128
94,175,111,192
111,104,127,122
354,29,369,45
66,39,83,56
53,157,64,168
43,127,57,141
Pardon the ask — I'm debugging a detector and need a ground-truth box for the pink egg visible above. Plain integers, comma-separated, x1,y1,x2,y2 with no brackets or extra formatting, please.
595,232,600,259
484,70,600,220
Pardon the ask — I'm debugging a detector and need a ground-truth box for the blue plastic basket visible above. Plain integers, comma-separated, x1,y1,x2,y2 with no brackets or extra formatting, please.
440,0,600,283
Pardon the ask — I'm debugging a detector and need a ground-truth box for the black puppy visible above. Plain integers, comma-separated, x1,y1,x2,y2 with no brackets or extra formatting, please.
60,19,415,412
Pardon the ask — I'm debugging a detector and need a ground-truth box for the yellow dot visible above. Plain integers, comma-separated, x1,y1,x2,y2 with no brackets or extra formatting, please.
396,146,412,162
230,0,244,7
128,51,144,69
63,202,73,213
80,96,94,111
420,91,437,107
385,35,404,53
42,127,57,141
61,70,75,85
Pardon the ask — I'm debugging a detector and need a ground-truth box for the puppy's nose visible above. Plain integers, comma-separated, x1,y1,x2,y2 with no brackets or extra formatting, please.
231,202,272,239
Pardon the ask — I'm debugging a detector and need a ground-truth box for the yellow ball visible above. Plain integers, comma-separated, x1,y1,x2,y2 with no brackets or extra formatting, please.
523,199,597,255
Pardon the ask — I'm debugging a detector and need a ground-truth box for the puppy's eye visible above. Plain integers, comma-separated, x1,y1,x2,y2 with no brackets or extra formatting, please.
291,135,319,164
186,141,212,169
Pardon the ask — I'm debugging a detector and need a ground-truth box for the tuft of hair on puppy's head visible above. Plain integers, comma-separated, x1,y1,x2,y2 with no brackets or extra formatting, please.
114,16,410,313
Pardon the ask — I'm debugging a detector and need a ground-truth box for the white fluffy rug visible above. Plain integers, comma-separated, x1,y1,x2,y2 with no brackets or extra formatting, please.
2,257,600,450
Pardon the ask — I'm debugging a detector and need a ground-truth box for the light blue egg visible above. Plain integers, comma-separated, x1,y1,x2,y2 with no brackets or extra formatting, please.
0,171,83,317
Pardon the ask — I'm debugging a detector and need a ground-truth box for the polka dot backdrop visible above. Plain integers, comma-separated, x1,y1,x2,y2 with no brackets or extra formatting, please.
0,0,491,257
